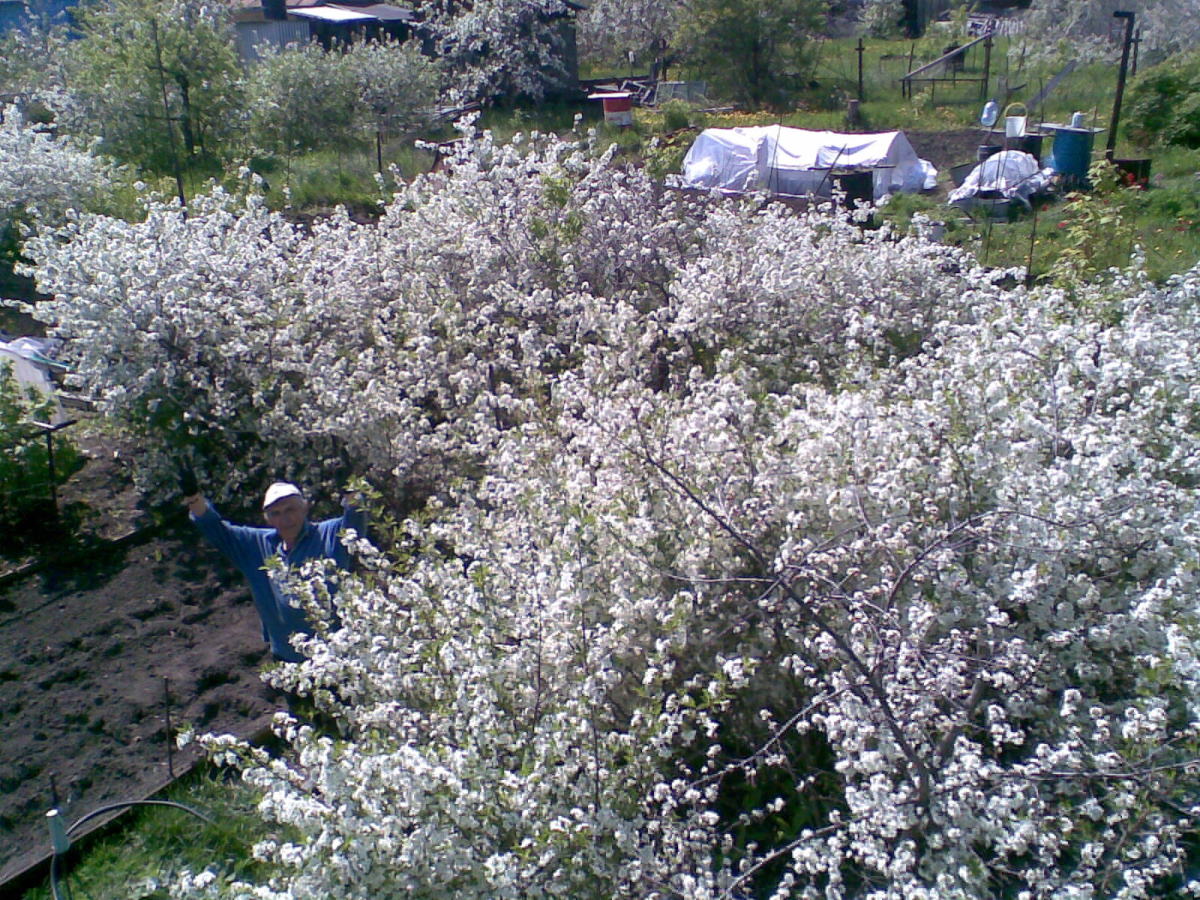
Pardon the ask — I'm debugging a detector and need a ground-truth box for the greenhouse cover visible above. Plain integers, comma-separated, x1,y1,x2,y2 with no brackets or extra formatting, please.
679,126,937,200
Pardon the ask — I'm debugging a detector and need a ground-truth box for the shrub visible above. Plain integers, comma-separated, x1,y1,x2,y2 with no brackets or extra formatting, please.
660,98,692,131
1125,49,1200,148
0,361,78,539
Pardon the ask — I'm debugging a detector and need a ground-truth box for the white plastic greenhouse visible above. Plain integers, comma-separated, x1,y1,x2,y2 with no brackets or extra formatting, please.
678,126,938,200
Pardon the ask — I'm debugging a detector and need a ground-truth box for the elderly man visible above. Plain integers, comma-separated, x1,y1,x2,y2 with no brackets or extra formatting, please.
184,481,365,662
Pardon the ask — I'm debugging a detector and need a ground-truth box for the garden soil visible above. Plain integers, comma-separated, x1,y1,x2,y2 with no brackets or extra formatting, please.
0,425,283,889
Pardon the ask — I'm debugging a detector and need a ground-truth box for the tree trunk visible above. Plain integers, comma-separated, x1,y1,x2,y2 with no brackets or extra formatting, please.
176,74,196,156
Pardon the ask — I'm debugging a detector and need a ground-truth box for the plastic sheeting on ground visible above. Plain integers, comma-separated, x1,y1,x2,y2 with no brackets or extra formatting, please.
677,126,938,200
948,150,1054,208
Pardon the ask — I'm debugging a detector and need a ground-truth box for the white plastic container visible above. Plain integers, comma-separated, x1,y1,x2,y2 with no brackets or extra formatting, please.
980,99,999,127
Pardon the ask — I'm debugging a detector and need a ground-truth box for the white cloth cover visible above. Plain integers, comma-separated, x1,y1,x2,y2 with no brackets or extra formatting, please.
679,126,938,200
948,150,1052,208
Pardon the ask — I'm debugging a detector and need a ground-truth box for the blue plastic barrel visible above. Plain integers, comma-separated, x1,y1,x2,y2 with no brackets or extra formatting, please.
1049,127,1094,186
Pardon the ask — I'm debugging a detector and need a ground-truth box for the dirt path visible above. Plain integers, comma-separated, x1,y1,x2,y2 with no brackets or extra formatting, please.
0,430,281,887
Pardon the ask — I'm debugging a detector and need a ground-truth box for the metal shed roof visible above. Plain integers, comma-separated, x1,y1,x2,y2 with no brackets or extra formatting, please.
349,3,415,21
288,5,374,22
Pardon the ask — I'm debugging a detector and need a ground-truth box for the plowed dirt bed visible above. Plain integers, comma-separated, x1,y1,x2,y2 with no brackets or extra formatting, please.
0,428,279,888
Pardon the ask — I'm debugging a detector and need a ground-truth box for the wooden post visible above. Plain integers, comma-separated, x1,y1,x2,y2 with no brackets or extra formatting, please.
151,18,188,211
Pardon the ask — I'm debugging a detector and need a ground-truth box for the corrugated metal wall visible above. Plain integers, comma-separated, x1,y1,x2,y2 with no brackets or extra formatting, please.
236,20,312,62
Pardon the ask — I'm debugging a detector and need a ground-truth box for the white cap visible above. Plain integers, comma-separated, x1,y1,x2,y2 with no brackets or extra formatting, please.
262,481,303,510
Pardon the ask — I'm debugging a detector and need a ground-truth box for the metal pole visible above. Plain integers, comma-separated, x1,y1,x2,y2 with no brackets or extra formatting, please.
164,677,174,778
982,34,993,101
32,419,76,519
857,38,864,101
45,429,57,514
1107,11,1136,160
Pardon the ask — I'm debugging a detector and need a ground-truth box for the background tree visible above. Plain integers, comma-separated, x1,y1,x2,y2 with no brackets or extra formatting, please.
858,0,904,37
676,0,827,108
577,0,681,78
0,8,73,109
245,42,361,172
66,0,243,178
1019,0,1200,65
422,0,574,105
343,38,441,174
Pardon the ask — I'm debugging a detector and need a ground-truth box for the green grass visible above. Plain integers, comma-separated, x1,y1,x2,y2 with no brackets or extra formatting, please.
259,142,424,212
20,764,280,900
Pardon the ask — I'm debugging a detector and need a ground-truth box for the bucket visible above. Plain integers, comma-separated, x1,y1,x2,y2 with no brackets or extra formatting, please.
587,91,633,127
972,190,1011,220
977,144,1002,162
1003,102,1027,138
1049,127,1094,187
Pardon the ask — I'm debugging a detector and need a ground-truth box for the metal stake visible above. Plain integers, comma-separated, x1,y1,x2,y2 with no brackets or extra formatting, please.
164,677,174,778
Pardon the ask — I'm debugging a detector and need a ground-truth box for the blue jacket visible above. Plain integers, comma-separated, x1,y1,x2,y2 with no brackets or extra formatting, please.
191,500,366,662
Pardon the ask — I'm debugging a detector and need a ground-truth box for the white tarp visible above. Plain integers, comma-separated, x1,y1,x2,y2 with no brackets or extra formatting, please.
679,126,938,200
0,336,65,422
947,150,1053,208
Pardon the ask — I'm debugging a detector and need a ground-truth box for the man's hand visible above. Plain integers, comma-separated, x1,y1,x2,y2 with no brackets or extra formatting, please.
179,466,199,496
179,466,206,516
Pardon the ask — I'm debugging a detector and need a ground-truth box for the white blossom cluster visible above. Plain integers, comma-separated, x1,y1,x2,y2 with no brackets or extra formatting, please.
0,107,112,236
22,126,1200,897
422,0,574,104
576,0,679,67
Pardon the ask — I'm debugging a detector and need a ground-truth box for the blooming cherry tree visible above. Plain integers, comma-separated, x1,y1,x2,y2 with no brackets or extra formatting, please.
22,126,1200,898
0,107,113,257
1019,0,1200,63
577,0,681,74
422,0,576,104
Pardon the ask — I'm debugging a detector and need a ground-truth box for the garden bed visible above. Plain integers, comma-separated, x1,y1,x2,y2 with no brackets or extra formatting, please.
0,426,281,891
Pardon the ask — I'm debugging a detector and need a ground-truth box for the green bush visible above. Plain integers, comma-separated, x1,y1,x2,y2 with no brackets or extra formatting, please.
660,99,693,132
0,361,78,538
1125,50,1200,148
